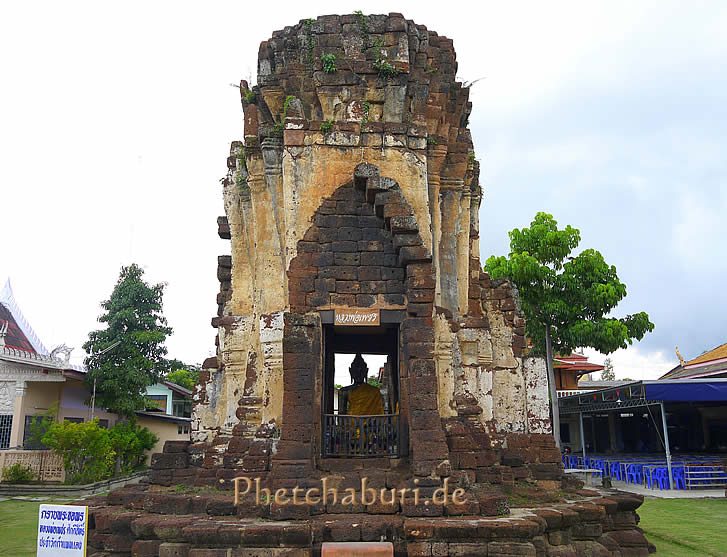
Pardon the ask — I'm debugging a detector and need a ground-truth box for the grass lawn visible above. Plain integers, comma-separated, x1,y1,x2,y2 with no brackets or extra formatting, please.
0,498,72,557
639,498,727,557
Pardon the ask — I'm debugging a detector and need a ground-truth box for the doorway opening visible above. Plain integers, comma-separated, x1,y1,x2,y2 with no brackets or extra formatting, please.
322,324,401,457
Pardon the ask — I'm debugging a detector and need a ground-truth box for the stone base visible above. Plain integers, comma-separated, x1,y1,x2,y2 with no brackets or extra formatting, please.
80,484,654,557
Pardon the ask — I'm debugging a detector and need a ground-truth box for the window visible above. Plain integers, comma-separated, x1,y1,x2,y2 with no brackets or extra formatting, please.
172,398,192,418
23,415,52,449
145,395,167,412
98,419,109,429
65,417,84,424
0,415,12,449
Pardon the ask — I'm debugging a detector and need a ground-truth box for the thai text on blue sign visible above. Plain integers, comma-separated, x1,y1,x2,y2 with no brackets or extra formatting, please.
37,504,88,556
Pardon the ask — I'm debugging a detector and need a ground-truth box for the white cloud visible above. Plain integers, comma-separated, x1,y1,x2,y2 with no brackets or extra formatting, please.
583,347,678,381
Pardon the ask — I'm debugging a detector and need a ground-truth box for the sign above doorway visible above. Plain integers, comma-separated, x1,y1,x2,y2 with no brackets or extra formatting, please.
334,309,380,327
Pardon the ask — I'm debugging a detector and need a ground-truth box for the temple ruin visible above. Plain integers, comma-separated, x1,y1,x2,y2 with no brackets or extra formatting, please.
83,13,652,556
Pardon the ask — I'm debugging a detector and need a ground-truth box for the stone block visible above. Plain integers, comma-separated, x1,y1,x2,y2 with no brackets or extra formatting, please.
321,542,393,557
448,543,489,557
159,543,192,557
132,539,163,557
151,453,188,470
487,541,536,556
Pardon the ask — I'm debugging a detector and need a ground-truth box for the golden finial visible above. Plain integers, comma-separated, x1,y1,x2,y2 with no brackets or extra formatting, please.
675,347,685,367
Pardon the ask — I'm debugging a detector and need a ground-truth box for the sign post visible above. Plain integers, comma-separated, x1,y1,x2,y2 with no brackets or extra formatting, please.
37,504,88,557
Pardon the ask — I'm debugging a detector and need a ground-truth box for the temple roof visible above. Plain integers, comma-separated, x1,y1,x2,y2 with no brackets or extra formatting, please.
685,343,727,367
0,279,49,356
553,353,604,374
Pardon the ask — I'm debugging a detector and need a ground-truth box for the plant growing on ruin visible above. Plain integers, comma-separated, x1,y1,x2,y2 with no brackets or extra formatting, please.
304,19,315,65
484,212,654,447
374,54,398,78
354,10,369,50
235,170,249,194
241,88,256,104
321,53,337,73
83,264,173,418
427,137,438,145
360,100,371,131
372,38,400,79
320,119,334,133
283,95,297,116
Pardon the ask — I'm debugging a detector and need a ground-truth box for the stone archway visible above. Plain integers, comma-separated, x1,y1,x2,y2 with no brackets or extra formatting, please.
276,163,450,478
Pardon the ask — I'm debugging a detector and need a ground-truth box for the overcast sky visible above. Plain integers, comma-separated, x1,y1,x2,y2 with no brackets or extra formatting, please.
2,1,725,381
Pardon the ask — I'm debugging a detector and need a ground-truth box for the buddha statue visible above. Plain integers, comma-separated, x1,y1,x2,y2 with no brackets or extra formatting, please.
338,353,384,416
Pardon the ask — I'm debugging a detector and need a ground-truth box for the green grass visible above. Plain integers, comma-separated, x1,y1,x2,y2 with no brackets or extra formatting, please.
639,498,727,557
0,499,71,557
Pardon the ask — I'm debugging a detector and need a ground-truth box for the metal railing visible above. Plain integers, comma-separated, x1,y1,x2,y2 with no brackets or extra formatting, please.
557,389,594,397
323,414,399,457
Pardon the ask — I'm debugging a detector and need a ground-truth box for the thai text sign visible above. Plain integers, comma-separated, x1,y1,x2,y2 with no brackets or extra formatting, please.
37,504,88,557
334,309,380,326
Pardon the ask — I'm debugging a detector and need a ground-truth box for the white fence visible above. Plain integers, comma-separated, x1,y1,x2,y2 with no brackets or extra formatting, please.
0,450,64,482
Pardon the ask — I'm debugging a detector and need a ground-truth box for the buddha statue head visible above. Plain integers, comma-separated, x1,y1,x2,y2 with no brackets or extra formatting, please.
349,353,368,385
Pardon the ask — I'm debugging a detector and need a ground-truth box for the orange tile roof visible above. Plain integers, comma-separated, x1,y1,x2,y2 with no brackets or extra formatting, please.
686,343,727,366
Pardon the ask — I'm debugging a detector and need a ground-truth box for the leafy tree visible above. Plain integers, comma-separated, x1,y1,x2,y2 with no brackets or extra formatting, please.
367,375,382,388
601,358,615,381
83,264,173,417
485,212,654,447
109,421,158,474
165,366,200,391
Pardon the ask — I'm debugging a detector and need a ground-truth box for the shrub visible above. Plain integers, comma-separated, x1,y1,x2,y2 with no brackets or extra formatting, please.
109,421,158,474
1,463,35,484
42,419,116,484
42,418,159,484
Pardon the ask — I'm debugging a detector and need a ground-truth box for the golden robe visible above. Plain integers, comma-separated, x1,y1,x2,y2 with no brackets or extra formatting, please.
347,383,384,415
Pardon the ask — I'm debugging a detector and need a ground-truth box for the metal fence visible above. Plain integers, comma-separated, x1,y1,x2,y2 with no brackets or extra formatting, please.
323,414,399,457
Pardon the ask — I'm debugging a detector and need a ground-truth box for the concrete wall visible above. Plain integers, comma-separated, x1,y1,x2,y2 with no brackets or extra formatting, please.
136,415,190,461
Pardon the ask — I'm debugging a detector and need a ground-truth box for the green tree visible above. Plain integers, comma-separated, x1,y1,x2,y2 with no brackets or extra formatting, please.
485,212,653,447
601,358,615,381
165,365,200,391
83,264,173,417
109,421,158,474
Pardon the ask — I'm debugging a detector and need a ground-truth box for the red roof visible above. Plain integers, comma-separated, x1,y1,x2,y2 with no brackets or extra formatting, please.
0,303,36,354
553,353,604,373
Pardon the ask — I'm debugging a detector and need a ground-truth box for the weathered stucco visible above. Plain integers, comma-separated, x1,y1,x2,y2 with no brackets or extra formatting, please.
195,11,550,453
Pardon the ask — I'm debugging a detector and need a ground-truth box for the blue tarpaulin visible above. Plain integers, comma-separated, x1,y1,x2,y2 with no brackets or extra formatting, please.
644,381,727,402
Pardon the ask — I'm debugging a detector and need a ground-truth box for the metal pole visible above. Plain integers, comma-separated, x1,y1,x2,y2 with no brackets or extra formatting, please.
660,402,674,490
579,411,586,462
545,326,561,448
91,375,97,421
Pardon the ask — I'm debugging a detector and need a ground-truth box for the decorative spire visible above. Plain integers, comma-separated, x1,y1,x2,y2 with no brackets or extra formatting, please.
675,346,685,367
